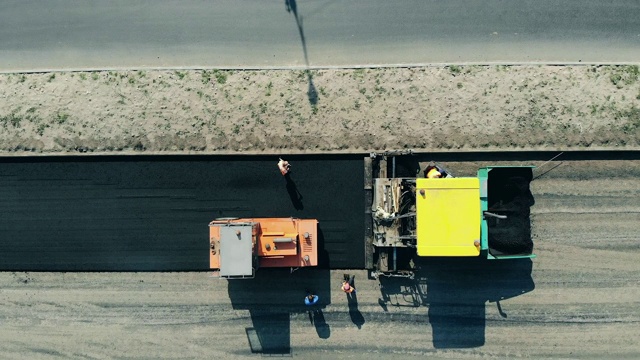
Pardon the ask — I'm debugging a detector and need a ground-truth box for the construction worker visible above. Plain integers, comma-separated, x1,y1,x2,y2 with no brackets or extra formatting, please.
341,281,354,294
278,158,291,176
341,274,355,295
424,164,442,179
305,292,319,306
427,168,442,179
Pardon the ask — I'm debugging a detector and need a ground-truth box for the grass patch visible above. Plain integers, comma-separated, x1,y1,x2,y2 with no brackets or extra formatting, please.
259,102,268,114
266,81,273,96
55,112,70,124
213,70,227,84
616,106,640,134
352,68,366,79
48,73,56,82
609,65,639,88
449,65,462,75
0,113,22,127
200,69,228,85
36,124,48,136
201,70,212,84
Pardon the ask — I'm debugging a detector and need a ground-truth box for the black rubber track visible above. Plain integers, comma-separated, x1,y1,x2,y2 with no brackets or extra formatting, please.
0,155,365,271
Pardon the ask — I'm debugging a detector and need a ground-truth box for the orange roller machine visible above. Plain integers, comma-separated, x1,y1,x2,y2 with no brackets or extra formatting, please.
209,217,318,279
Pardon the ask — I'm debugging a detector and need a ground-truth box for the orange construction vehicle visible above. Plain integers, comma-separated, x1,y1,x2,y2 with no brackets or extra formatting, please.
209,217,318,279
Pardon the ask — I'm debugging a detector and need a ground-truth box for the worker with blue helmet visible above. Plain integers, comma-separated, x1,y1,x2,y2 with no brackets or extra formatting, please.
305,292,319,306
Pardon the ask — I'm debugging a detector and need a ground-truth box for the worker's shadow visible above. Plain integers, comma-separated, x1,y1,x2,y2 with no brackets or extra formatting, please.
347,292,365,329
308,308,330,338
285,174,304,210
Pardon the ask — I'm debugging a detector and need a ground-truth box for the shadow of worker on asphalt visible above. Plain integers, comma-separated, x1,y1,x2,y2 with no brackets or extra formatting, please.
284,173,304,210
308,307,330,339
378,257,534,348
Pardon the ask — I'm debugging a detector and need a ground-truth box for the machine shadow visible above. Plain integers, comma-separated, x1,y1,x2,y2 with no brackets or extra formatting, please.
378,257,534,348
227,267,332,355
316,227,330,269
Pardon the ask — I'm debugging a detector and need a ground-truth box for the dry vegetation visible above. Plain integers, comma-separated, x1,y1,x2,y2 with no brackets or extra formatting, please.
0,65,639,154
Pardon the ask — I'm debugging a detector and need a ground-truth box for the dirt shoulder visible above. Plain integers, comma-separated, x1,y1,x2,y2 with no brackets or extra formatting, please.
1,66,639,155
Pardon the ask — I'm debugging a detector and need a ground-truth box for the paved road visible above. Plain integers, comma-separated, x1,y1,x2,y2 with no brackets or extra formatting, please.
1,0,640,71
0,155,365,270
0,157,638,358
0,153,640,359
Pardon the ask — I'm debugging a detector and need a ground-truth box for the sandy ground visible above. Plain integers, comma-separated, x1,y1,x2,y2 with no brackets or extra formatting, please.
0,66,639,155
0,159,638,359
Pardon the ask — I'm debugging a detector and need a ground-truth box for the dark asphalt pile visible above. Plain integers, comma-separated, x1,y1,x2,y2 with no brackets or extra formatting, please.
486,167,534,256
0,155,364,271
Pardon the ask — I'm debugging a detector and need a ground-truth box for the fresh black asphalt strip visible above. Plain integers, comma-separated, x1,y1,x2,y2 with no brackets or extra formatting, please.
0,155,364,271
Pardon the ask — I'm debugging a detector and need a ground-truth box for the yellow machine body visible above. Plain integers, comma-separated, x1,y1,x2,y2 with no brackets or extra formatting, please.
416,178,481,256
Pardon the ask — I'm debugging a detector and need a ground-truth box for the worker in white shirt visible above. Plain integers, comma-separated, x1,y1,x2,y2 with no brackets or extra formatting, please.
278,158,291,176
